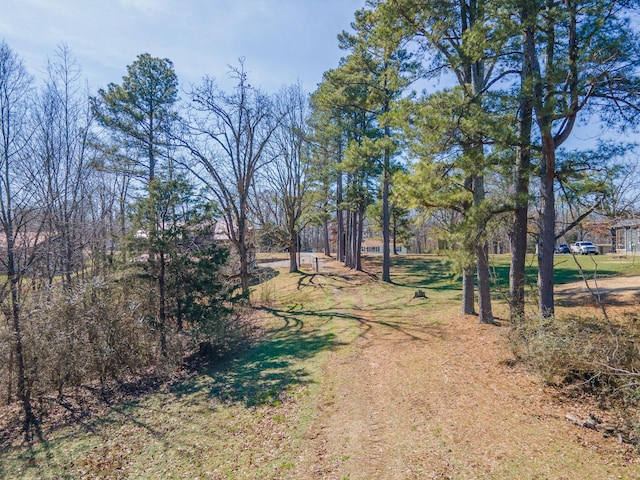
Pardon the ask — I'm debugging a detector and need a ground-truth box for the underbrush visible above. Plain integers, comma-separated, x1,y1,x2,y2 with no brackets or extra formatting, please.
510,313,640,441
0,268,253,446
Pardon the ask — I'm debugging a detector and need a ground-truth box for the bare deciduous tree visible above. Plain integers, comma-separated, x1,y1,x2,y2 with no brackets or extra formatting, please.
260,82,311,273
30,45,94,286
184,62,280,297
0,41,42,440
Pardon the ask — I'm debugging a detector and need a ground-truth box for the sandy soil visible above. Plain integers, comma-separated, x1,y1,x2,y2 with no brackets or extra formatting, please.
555,275,640,308
291,264,640,479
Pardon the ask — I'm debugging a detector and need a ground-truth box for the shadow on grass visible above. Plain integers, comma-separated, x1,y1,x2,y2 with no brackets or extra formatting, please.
0,383,169,479
553,263,621,286
381,256,458,290
297,270,375,287
0,319,340,474
490,254,628,287
173,324,343,408
181,290,449,409
250,266,280,286
261,300,447,343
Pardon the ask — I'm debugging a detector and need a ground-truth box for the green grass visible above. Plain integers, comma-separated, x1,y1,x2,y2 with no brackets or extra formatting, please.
488,252,640,287
1,341,323,478
373,252,640,296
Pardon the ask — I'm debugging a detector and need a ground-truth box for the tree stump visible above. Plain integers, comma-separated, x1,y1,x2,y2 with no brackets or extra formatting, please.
413,289,427,299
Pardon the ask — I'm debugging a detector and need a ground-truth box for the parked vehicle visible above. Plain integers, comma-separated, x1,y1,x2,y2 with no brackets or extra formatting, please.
555,244,570,254
570,241,599,255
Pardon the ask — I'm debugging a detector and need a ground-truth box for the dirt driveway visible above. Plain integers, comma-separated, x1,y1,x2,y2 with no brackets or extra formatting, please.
257,252,324,270
555,275,640,308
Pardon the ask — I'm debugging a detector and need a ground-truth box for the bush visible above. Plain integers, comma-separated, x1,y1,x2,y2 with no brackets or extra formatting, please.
510,314,640,403
14,277,171,401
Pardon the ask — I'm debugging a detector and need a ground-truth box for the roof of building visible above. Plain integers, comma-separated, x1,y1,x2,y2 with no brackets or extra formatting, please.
613,219,640,228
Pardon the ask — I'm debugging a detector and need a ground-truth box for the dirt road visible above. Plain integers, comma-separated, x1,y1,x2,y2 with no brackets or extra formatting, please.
257,252,324,270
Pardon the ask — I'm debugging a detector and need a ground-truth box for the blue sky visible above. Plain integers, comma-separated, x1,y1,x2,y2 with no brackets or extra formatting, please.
0,0,366,93
0,0,634,149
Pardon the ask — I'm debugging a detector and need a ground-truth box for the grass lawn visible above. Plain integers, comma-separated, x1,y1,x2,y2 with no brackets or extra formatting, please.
489,252,640,286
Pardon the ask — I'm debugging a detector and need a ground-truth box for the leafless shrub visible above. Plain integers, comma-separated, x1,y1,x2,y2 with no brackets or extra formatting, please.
510,314,640,402
0,276,180,411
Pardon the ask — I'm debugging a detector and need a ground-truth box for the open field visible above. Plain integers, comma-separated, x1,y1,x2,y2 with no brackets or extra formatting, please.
2,254,640,478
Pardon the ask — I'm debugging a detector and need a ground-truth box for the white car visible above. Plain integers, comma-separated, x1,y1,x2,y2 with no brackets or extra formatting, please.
570,241,599,255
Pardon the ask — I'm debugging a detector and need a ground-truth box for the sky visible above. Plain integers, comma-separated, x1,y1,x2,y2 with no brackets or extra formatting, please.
0,0,366,94
0,0,635,150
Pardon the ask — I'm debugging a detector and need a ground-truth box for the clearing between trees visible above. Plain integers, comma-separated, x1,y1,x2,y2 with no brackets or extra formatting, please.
2,255,640,479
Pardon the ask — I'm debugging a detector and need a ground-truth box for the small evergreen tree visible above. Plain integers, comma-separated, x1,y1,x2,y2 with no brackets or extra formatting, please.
128,173,239,358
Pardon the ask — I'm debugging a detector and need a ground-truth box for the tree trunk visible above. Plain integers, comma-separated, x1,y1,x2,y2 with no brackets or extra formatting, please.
345,210,355,268
236,197,251,298
473,174,493,323
509,81,532,321
356,207,365,271
289,230,299,273
7,235,35,440
120,192,127,263
337,170,345,263
538,133,556,317
510,201,529,321
461,269,476,315
6,348,13,404
323,216,330,256
461,175,476,315
64,220,74,286
382,131,391,282
159,250,167,356
476,242,494,323
508,0,536,322
392,204,398,255
239,241,250,298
